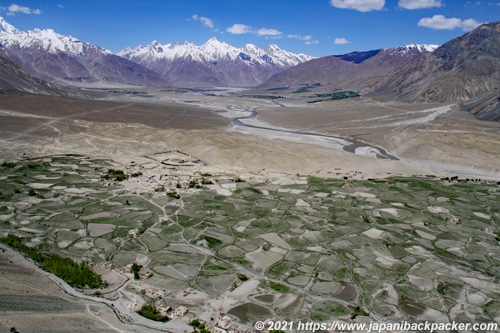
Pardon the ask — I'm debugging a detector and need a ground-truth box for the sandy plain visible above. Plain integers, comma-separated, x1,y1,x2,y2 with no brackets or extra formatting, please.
0,88,499,332
1,89,499,180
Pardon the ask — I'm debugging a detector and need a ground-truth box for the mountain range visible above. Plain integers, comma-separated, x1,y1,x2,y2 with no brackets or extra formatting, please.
257,44,438,94
0,17,168,87
118,38,314,87
0,16,499,121
259,22,499,121
371,22,500,105
0,17,312,88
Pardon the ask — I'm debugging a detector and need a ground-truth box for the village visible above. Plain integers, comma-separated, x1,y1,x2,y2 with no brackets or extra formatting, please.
1,150,499,333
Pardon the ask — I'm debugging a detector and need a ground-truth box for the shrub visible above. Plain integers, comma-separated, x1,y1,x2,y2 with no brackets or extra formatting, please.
137,303,169,322
0,234,104,288
101,169,128,181
1,162,16,168
167,191,180,199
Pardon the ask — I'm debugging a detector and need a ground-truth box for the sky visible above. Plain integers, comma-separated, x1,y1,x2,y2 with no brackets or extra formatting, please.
0,0,499,56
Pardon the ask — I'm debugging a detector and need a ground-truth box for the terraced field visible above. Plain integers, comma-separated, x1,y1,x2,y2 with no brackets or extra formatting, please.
1,154,499,330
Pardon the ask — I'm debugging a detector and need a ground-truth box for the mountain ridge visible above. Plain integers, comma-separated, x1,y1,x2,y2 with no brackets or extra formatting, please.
0,16,315,87
1,16,498,121
0,53,75,95
0,17,168,87
118,37,313,67
117,37,315,87
256,22,499,121
257,44,438,94
371,22,500,103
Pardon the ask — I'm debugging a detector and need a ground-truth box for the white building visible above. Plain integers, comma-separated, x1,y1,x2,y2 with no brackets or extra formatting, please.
174,306,188,317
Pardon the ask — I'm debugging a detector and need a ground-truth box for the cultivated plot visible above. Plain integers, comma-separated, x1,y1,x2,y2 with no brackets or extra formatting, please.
0,154,499,330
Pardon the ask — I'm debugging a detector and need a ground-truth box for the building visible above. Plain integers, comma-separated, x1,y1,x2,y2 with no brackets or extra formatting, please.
122,263,133,273
157,304,172,317
214,312,233,333
174,306,188,317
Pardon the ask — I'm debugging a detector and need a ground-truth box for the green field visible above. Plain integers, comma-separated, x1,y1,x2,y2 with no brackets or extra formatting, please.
1,154,499,326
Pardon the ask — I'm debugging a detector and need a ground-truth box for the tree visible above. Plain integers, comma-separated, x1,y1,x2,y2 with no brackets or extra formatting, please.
132,263,142,280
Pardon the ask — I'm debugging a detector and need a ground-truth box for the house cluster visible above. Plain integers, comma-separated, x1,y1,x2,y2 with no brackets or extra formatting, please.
128,229,139,238
88,261,114,270
213,313,235,333
157,305,189,317
447,214,461,225
121,262,153,280
155,304,192,319
127,283,170,300
103,262,115,269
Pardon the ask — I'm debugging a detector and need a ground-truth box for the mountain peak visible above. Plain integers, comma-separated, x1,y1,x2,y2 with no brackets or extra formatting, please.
205,37,221,43
0,16,164,86
372,22,500,105
118,37,315,87
0,16,19,34
201,37,229,48
265,44,282,53
148,40,164,52
0,16,110,55
399,44,439,52
382,44,440,57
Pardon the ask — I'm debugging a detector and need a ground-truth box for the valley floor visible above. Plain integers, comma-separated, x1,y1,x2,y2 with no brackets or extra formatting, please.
1,89,499,181
0,89,499,332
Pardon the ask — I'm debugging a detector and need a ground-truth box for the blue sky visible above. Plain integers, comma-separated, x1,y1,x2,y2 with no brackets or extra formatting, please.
1,0,499,56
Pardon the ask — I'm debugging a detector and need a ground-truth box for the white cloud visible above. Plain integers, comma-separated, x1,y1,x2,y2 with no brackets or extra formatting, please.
460,18,482,31
226,24,253,34
418,15,462,29
398,0,442,9
257,27,282,36
418,14,482,31
334,37,351,44
288,34,318,44
226,24,282,37
192,14,214,29
5,4,42,15
330,0,385,12
465,1,492,8
288,34,313,40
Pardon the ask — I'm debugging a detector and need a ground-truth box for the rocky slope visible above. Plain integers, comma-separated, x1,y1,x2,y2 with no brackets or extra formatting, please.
371,22,500,104
257,44,438,93
0,54,74,95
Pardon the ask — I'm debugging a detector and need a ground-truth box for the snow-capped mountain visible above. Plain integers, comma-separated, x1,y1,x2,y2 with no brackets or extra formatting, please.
0,17,167,86
0,15,314,88
258,44,439,93
118,38,315,87
373,22,500,107
0,17,107,56
117,37,313,68
386,44,439,54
